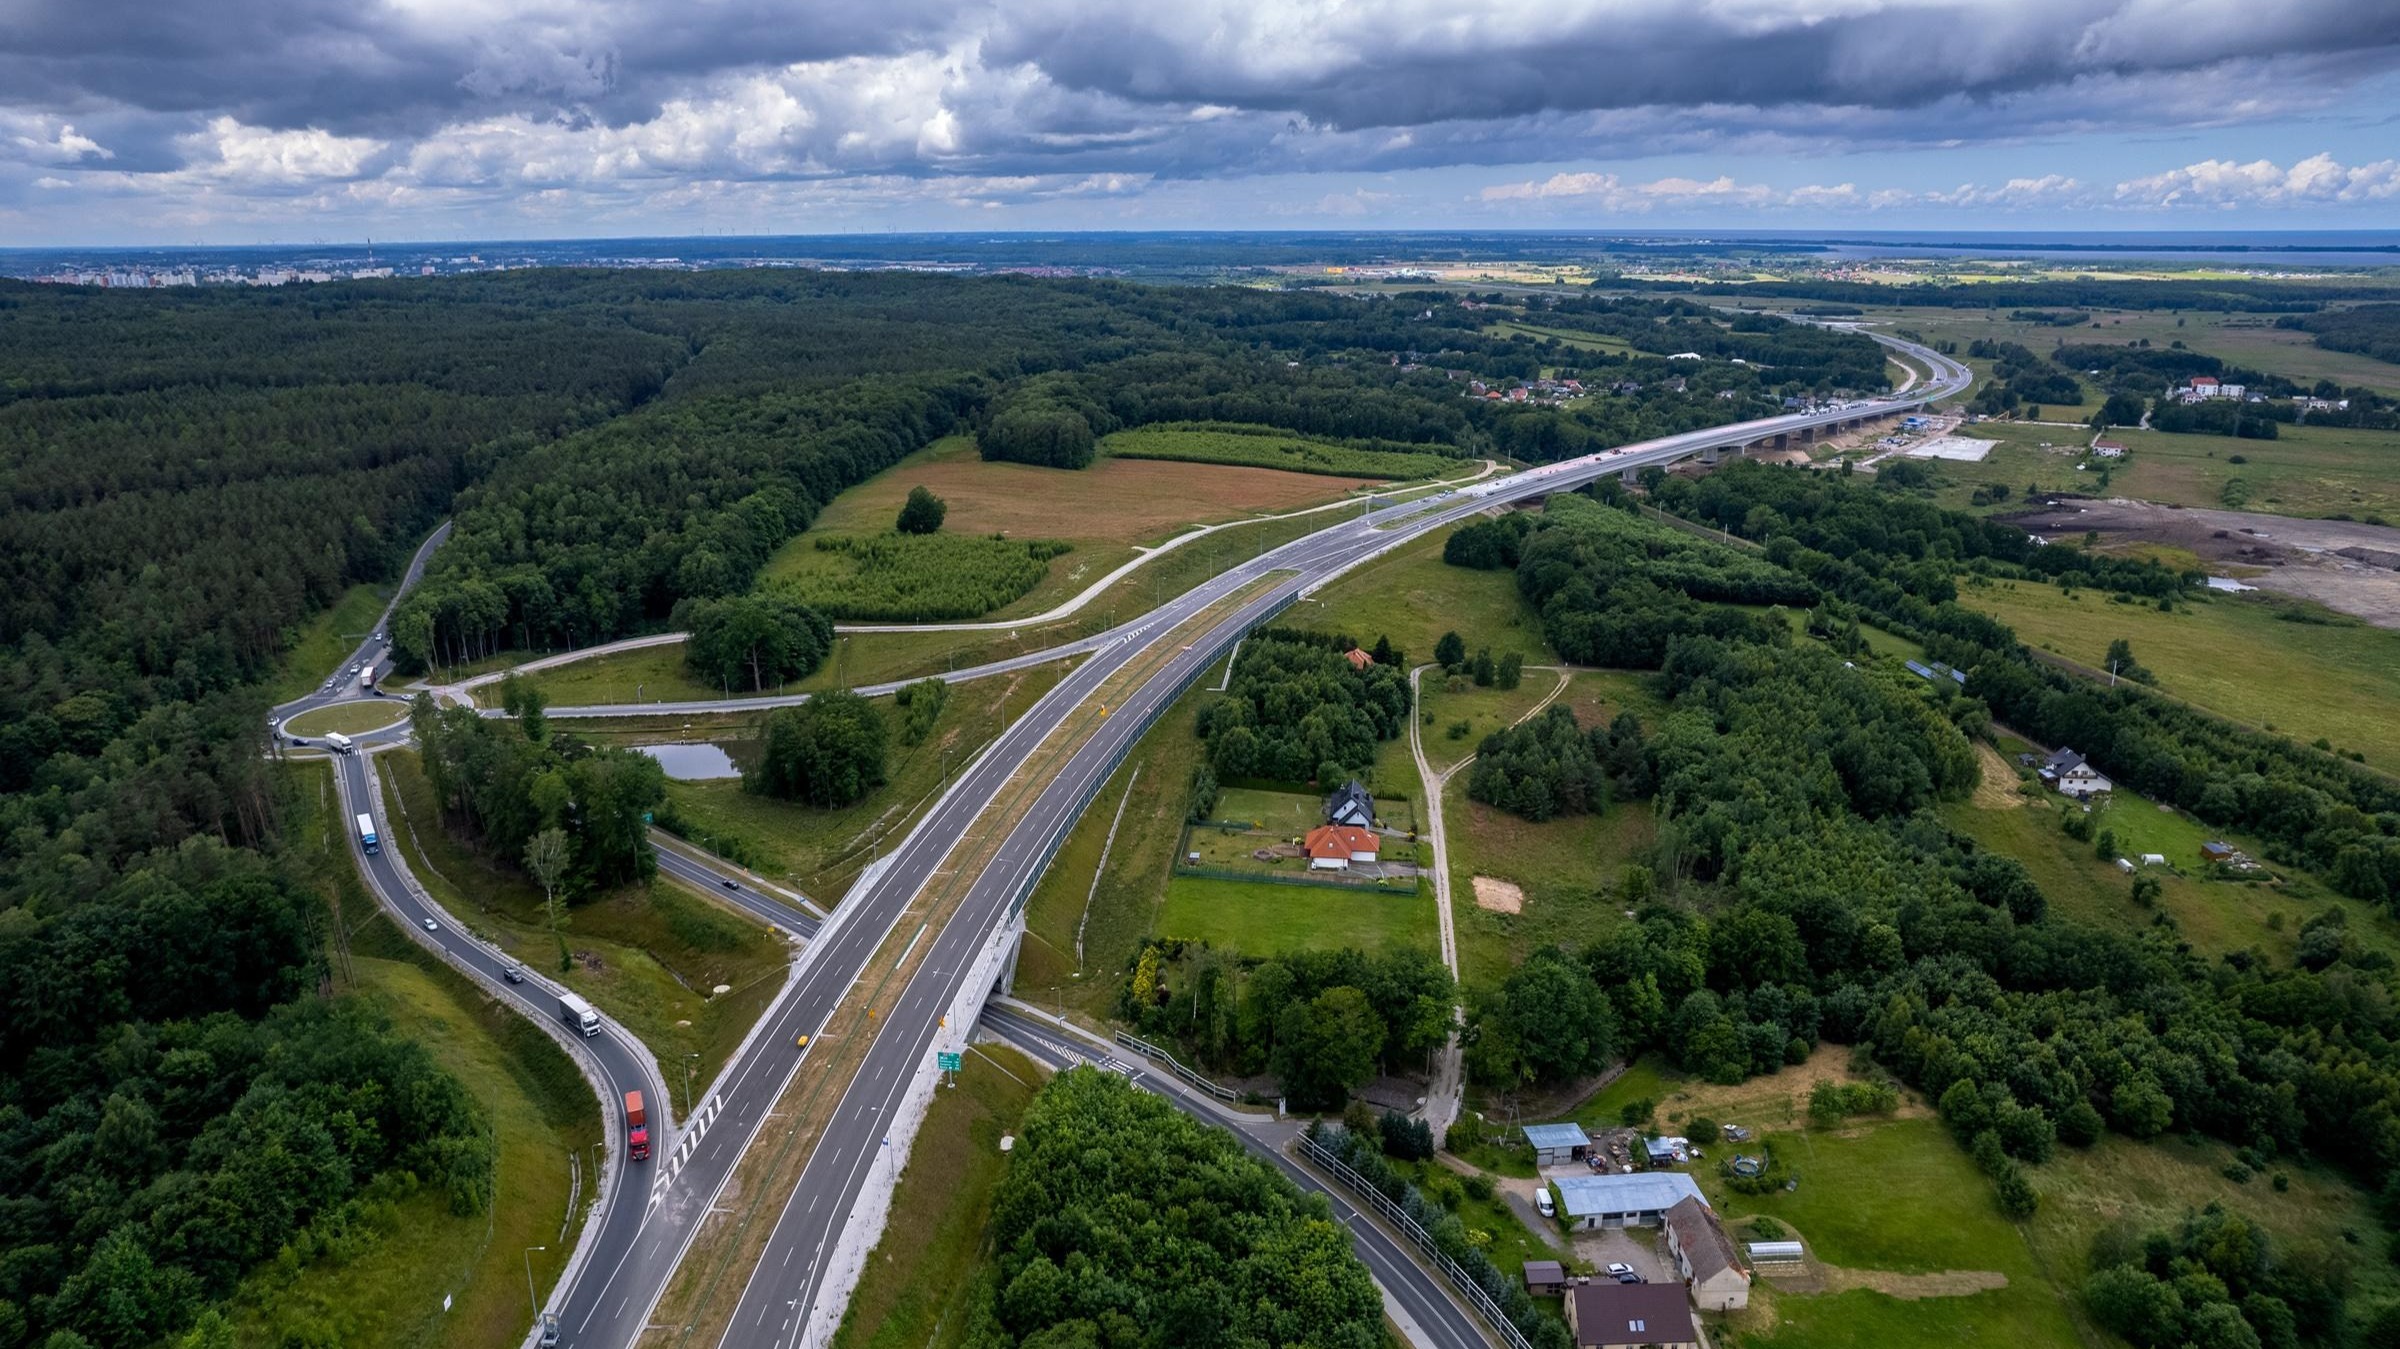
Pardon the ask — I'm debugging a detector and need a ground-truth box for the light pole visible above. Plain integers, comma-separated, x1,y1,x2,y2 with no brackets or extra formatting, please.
523,1245,547,1319
682,1052,700,1117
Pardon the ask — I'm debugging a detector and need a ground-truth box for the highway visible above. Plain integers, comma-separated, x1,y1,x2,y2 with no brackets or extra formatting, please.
662,333,1973,1349
647,838,1494,1349
298,331,1966,1349
272,521,450,735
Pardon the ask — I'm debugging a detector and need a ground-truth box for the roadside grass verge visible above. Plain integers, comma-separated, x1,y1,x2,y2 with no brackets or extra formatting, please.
832,1044,1041,1349
1418,672,1561,778
1959,576,2400,767
376,748,789,1101
1280,525,1554,667
270,581,389,701
239,763,600,1348
504,625,1088,708
1152,875,1436,958
1017,682,1215,1020
656,662,1066,901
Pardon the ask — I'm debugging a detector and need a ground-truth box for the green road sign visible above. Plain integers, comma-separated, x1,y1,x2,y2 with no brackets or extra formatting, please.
937,1052,962,1072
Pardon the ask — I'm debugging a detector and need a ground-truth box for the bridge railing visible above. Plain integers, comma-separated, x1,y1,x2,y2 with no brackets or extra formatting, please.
1295,1134,1536,1349
1111,1031,1238,1102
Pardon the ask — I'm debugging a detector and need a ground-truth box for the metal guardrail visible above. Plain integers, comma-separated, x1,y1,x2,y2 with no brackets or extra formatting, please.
1111,1031,1239,1102
1296,1134,1535,1349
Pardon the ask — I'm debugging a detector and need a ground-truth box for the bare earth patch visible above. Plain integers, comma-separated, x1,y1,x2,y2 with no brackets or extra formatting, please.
1652,1045,1933,1128
1821,1266,2009,1299
1471,875,1525,914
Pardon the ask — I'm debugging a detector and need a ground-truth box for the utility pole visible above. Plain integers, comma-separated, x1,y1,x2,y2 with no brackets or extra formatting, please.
682,1052,700,1117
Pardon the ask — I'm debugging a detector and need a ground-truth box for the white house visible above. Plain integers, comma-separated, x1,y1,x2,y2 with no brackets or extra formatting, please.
1662,1196,1751,1312
2042,747,2113,798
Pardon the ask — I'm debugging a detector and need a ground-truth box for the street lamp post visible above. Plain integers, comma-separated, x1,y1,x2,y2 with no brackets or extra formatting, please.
523,1245,547,1319
682,1052,700,1117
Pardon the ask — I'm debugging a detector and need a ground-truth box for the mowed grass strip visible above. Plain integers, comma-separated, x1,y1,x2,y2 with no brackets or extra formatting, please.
1960,576,2400,767
287,698,410,737
832,1045,1041,1349
1154,876,1435,957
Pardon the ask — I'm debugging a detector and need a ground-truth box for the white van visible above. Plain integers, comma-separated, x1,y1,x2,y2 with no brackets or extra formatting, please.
1535,1186,1555,1219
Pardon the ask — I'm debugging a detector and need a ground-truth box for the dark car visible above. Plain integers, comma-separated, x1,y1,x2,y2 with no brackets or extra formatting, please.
720,878,740,890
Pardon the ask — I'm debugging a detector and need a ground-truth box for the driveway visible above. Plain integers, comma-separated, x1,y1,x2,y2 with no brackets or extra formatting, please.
1571,1227,1674,1285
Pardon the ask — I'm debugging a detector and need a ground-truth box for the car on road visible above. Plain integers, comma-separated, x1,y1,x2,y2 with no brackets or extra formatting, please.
290,738,309,747
504,964,526,984
720,878,740,890
422,917,438,933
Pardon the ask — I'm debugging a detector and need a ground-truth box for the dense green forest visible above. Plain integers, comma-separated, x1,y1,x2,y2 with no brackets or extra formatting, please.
1416,469,2400,1336
966,1068,1383,1349
1195,631,1410,788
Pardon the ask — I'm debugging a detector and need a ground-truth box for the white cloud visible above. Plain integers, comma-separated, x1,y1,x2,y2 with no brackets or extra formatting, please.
181,117,385,185
3,111,110,164
2114,153,2400,206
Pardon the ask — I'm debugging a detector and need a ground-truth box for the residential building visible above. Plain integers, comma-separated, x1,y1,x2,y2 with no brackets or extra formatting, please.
1662,1196,1750,1311
1344,646,1376,671
1524,1260,1568,1296
1324,780,1374,829
1553,1173,1706,1230
2201,840,2237,864
1564,1283,1700,1349
2092,439,2127,458
1525,1122,1591,1167
2040,747,2113,798
1303,824,1380,870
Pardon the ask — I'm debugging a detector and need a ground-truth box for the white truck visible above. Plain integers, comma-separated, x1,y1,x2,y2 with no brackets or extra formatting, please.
355,813,379,855
558,992,600,1037
323,731,354,755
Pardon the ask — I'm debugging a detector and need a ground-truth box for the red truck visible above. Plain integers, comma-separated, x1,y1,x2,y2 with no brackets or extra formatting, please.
626,1091,650,1162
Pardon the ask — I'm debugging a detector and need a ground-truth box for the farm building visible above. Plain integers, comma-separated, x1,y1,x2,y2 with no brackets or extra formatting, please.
1662,1196,1749,1311
2040,747,2113,798
1525,1122,1592,1167
1564,1282,1699,1349
1524,1260,1568,1296
1553,1173,1707,1230
1344,646,1376,671
1643,1136,1691,1164
1302,825,1380,870
2201,840,2238,864
1324,780,1375,828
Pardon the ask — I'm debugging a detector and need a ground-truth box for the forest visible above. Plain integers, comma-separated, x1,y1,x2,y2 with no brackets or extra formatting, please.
966,1068,1383,1349
1432,469,2400,1312
1195,630,1411,788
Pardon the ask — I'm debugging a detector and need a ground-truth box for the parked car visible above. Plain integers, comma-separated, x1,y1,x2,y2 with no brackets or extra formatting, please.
1605,1263,1635,1280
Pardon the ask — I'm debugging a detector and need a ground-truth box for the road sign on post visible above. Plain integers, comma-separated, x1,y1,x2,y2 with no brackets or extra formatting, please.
937,1052,962,1072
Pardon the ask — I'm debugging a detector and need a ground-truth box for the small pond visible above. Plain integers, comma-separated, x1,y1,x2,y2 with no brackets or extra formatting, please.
636,742,741,781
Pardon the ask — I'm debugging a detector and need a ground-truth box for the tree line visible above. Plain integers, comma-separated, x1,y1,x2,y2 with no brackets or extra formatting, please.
1197,631,1410,788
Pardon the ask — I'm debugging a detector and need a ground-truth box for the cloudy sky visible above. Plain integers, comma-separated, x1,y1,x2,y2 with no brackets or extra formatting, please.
4,0,2399,244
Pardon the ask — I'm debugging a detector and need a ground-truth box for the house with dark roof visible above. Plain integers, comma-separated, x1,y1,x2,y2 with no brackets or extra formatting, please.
2040,747,2113,799
1564,1282,1699,1349
1324,780,1375,828
1662,1195,1749,1311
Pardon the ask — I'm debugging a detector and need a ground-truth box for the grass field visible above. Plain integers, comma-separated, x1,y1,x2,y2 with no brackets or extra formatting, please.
763,434,1375,621
1705,1117,2088,1349
1448,781,1656,991
1483,319,1636,355
1960,576,2400,766
270,582,389,701
1280,524,1554,668
1420,669,1566,777
503,625,1091,708
1153,875,1436,957
833,1044,1041,1349
659,662,1068,901
2084,422,2400,521
1100,423,1456,480
287,698,410,737
230,764,600,1348
377,749,789,1102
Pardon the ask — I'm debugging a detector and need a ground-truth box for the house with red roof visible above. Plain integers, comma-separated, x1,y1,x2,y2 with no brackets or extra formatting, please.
1304,824,1381,870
